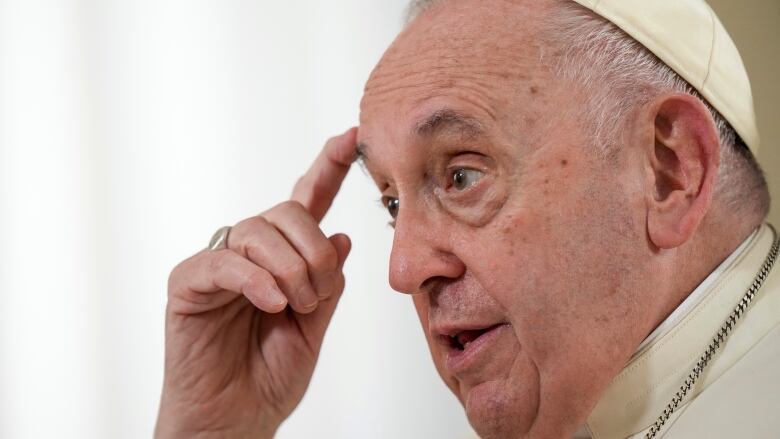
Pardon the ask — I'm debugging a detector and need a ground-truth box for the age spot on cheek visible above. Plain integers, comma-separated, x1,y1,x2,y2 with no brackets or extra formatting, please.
560,159,568,167
502,215,530,257
501,214,520,237
502,221,515,256
503,213,528,235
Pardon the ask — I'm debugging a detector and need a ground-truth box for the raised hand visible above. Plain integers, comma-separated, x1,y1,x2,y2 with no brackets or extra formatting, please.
156,128,357,439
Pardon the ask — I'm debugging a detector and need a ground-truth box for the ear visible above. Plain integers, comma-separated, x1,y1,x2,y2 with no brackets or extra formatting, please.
643,94,721,249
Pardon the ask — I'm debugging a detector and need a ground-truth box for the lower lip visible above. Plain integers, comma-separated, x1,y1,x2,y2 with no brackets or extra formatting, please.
445,324,509,375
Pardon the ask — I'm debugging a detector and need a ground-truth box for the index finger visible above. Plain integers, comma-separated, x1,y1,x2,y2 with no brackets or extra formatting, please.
291,127,358,223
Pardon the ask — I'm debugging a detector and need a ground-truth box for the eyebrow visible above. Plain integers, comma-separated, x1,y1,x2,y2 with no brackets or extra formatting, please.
357,108,485,164
414,108,485,140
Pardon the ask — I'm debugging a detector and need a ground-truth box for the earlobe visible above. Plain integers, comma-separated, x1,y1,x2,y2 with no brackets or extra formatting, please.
645,94,720,250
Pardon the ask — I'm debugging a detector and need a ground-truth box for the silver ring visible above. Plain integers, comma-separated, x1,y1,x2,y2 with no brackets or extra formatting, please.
208,226,232,251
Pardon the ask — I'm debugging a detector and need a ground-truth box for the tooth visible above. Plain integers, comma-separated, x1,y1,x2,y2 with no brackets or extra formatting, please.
463,341,471,349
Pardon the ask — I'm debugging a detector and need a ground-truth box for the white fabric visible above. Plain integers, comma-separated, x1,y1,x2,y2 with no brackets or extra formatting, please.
633,229,758,356
586,224,780,438
656,324,780,438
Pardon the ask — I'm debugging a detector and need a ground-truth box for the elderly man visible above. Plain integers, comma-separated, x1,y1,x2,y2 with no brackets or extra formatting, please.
155,0,779,438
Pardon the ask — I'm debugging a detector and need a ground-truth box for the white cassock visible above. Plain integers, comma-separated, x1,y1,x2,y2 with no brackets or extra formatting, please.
577,223,780,438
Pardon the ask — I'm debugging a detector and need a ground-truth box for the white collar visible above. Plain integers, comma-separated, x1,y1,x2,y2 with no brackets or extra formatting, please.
632,229,759,357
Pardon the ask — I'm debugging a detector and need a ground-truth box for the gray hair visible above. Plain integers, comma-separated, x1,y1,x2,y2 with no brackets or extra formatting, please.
404,0,770,219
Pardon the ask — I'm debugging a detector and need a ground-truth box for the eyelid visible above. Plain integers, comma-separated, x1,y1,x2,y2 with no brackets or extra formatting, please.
380,194,398,205
446,153,490,174
446,150,490,164
447,150,490,172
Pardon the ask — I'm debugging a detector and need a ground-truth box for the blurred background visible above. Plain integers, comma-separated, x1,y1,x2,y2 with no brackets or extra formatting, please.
0,1,776,438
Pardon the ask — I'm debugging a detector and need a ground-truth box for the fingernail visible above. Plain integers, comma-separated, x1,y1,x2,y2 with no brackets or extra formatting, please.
300,288,318,310
315,274,335,299
268,288,287,308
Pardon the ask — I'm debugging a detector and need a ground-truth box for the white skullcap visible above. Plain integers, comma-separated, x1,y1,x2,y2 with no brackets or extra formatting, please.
571,0,761,154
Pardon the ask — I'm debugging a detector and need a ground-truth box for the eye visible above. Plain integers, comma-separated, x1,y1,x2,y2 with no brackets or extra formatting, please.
450,168,484,191
382,196,400,219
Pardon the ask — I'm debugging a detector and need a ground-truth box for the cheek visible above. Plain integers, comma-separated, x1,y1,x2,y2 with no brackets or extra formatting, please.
464,157,576,284
459,163,606,345
463,210,548,313
469,161,642,355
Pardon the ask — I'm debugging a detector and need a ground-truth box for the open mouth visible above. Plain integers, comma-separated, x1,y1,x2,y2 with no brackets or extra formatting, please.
437,322,510,375
445,323,505,351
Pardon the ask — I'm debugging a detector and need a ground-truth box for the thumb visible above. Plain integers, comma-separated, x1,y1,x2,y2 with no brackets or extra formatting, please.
329,233,352,270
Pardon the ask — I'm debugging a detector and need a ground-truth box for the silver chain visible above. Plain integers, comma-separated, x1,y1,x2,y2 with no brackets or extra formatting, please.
645,228,780,438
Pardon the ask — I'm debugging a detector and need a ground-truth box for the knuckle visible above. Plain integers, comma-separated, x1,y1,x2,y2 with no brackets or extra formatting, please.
243,234,269,259
278,258,308,283
238,215,269,233
206,251,230,273
232,216,251,232
233,216,269,253
309,244,338,273
326,134,341,148
246,269,271,291
280,199,305,213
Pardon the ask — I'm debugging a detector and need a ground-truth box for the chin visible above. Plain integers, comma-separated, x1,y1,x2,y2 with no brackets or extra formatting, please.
462,379,538,439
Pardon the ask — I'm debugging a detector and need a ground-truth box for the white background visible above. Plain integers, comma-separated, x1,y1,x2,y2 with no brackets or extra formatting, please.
0,0,474,438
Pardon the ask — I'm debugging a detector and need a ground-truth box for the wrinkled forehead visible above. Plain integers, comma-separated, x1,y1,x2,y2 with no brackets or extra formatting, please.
359,0,554,140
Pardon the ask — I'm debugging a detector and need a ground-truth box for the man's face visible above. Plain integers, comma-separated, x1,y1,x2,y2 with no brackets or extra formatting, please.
358,1,653,437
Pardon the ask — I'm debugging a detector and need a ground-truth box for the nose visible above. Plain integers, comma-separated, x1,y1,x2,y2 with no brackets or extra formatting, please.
388,203,466,294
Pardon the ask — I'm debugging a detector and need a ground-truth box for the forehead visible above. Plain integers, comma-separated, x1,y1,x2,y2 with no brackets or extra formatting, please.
360,0,552,127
